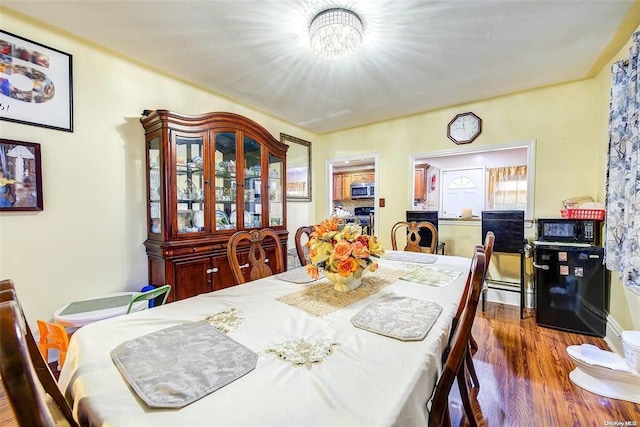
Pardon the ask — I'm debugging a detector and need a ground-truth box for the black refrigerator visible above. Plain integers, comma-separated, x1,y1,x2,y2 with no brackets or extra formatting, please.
534,243,609,337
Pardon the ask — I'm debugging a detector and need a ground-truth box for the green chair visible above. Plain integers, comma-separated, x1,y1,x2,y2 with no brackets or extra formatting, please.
126,285,171,314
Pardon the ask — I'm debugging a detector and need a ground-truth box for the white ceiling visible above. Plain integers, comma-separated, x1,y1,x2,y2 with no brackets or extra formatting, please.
4,0,635,133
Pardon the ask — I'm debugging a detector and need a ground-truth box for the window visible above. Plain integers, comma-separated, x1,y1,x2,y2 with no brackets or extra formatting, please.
411,141,535,220
487,166,527,211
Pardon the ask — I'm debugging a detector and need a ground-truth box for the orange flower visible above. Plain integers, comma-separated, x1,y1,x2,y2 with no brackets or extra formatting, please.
333,240,352,261
305,264,320,279
356,235,369,246
327,217,339,231
337,258,358,277
352,241,370,258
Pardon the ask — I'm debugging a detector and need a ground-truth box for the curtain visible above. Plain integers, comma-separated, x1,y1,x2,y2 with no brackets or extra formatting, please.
486,165,527,208
605,31,640,295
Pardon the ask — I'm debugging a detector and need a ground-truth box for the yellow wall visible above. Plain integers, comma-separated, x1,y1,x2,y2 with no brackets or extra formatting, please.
319,80,601,251
0,9,317,324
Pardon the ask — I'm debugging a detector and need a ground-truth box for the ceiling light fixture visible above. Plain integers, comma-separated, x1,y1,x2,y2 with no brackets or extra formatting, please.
309,8,363,60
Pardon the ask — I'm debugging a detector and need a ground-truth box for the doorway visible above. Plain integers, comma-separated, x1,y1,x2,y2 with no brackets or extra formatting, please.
326,153,380,235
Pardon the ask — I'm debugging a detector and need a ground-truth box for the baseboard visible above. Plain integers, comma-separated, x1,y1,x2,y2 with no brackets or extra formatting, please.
605,314,624,356
484,287,534,308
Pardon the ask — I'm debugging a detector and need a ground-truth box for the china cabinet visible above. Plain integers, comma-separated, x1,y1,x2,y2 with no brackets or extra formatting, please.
141,110,288,301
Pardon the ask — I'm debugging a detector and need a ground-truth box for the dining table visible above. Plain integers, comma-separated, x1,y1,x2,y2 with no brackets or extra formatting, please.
58,251,471,427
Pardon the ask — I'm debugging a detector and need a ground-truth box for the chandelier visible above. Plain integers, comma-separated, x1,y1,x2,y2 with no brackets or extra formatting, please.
309,8,363,60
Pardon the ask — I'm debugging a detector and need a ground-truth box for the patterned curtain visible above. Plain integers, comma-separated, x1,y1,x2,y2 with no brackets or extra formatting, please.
605,32,640,295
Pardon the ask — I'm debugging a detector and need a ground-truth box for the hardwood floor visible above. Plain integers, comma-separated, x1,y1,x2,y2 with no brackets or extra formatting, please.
450,303,639,426
1,302,638,426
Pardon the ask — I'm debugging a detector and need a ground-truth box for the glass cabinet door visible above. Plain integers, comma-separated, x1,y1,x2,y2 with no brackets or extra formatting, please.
268,153,284,227
214,132,237,231
148,136,162,235
175,135,205,234
243,136,262,228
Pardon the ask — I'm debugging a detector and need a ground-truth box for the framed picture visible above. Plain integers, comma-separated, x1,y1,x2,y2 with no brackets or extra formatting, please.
0,30,73,132
281,133,311,202
0,139,43,211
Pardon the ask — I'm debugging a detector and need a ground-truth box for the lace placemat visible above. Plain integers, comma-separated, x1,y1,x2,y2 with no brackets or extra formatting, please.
351,295,443,341
111,322,257,408
276,267,403,316
399,266,462,287
384,252,437,264
274,267,324,284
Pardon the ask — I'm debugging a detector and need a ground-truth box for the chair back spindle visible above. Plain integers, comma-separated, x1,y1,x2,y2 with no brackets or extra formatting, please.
391,221,438,253
227,228,285,284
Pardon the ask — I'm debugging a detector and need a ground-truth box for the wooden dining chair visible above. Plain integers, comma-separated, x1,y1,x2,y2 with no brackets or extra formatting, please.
448,244,485,391
429,250,486,427
480,231,496,313
125,284,171,314
391,221,438,253
294,225,314,266
0,280,78,427
227,228,285,284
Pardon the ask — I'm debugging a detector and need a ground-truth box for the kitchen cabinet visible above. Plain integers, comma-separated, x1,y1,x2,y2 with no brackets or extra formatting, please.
333,174,344,201
141,110,289,301
341,174,352,200
333,169,374,201
414,167,427,201
351,171,374,182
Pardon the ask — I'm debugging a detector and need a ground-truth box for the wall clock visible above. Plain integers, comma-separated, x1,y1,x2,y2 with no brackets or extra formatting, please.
447,112,482,144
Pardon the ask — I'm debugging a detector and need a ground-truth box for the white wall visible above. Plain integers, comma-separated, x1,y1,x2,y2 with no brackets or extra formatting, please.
0,9,317,324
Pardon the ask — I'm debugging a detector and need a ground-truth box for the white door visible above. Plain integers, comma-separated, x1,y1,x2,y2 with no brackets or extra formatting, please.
440,167,485,219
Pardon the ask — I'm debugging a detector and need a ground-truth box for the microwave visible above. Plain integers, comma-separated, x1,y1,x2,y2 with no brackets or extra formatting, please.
350,182,375,199
537,218,601,245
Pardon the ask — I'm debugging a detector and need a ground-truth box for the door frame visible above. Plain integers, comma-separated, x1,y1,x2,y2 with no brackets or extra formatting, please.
325,152,380,236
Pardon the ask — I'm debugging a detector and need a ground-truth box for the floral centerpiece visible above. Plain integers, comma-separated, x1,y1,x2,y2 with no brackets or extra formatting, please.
305,217,384,292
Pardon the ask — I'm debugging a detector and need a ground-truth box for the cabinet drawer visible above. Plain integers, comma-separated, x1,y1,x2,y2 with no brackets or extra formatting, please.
169,244,219,257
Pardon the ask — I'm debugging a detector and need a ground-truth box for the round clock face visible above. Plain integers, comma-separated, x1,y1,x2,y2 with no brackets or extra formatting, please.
447,112,482,144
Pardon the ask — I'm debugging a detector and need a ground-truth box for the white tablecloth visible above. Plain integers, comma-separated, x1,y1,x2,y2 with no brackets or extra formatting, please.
58,253,470,427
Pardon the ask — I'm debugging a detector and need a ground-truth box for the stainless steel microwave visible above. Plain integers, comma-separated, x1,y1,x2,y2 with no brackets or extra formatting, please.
536,218,601,245
350,182,375,199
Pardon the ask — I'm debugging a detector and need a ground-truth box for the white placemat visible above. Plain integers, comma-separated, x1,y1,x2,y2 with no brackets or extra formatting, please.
351,295,443,341
274,267,324,284
111,322,257,408
384,252,437,264
399,266,462,287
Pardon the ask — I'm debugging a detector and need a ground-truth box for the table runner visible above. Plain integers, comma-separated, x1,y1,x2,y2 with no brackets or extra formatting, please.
277,267,403,316
110,321,257,408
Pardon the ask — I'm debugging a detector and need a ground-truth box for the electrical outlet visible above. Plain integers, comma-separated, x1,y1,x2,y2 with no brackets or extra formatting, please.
379,198,385,207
